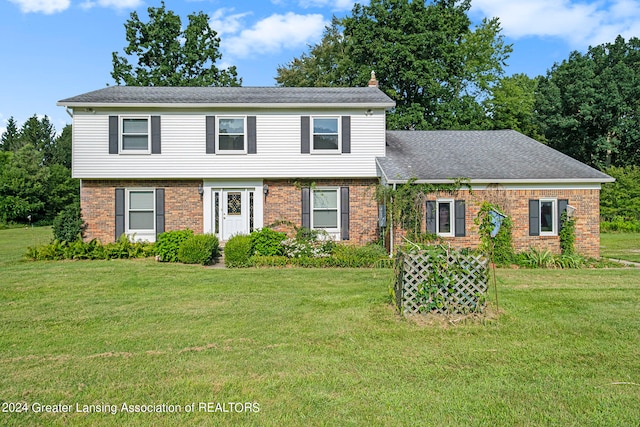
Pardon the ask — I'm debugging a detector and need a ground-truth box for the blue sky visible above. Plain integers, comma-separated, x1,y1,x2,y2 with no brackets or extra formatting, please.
1,0,639,137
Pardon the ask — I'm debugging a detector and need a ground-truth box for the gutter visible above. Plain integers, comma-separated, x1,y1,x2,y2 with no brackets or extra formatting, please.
382,177,615,185
56,101,397,110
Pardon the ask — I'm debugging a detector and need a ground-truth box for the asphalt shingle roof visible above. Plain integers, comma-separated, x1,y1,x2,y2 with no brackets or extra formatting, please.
377,130,613,183
58,86,396,106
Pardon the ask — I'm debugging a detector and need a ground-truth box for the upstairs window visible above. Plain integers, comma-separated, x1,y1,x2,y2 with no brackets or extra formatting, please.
312,117,339,152
218,117,246,153
121,117,150,153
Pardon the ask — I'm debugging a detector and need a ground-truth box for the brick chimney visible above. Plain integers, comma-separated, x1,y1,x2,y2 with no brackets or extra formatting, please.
368,71,378,88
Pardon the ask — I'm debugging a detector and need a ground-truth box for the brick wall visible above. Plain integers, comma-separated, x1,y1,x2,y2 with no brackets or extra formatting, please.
263,179,380,245
391,187,601,258
81,179,601,257
81,179,203,242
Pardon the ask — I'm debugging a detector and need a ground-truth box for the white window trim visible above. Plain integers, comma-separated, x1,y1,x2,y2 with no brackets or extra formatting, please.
311,116,341,154
125,188,155,237
216,116,247,154
311,187,340,236
539,198,557,236
436,199,455,237
120,116,151,154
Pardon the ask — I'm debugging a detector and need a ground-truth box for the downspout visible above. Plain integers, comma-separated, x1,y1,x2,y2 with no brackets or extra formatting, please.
65,107,73,118
390,183,396,257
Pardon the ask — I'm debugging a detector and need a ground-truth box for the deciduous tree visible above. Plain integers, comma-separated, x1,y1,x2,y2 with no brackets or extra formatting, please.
112,1,240,87
485,73,542,140
276,0,511,130
536,36,640,168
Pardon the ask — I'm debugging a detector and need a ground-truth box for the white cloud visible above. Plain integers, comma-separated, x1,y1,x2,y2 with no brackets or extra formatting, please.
9,0,70,14
210,8,253,38
298,0,355,10
473,0,640,48
215,11,328,58
80,0,142,10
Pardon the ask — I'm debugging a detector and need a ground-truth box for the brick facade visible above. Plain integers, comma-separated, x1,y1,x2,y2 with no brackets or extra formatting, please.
81,179,601,257
81,179,203,243
392,187,601,258
263,179,380,245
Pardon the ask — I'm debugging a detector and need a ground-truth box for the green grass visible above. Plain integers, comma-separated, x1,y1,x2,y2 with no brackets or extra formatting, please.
1,228,639,426
601,232,640,263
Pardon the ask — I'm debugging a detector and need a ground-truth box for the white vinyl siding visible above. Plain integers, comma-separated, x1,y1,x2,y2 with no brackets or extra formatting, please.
71,111,386,179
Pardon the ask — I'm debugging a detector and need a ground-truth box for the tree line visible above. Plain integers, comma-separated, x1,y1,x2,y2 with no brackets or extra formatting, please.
1,0,638,226
0,117,76,224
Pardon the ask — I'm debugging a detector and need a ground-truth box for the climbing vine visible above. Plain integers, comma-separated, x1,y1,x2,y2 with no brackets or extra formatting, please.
559,211,576,255
376,178,470,240
474,202,514,266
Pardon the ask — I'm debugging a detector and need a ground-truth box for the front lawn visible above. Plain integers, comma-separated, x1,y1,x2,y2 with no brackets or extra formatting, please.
1,228,639,426
601,232,640,263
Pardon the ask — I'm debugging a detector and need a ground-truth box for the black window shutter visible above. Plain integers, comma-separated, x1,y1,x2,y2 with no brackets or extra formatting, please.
426,201,436,234
301,187,311,229
340,187,350,240
341,116,351,154
529,200,540,236
109,116,119,154
156,188,165,237
455,200,466,237
247,116,257,154
151,116,161,154
206,116,216,154
301,116,310,154
558,199,568,231
115,188,125,241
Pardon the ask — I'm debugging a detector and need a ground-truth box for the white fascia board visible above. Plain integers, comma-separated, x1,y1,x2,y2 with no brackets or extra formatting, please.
375,158,391,185
57,102,397,110
381,178,614,187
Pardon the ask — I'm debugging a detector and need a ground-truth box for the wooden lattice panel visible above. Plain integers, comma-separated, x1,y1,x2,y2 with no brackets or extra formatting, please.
395,250,488,315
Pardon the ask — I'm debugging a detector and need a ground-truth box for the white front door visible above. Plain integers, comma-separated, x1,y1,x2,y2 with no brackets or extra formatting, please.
221,189,249,240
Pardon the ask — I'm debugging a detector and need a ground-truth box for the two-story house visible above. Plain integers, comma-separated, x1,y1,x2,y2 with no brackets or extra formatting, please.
58,82,613,257
58,85,394,245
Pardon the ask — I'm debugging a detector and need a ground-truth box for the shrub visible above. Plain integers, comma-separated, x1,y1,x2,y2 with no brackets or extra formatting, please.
224,234,254,267
332,243,388,267
519,247,556,268
52,203,86,243
155,229,193,262
251,227,286,256
554,253,585,269
25,236,153,261
251,255,289,267
601,166,640,222
178,234,219,265
104,234,155,259
601,217,640,233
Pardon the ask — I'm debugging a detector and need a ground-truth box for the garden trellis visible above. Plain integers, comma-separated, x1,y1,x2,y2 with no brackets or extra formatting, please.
394,246,489,315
